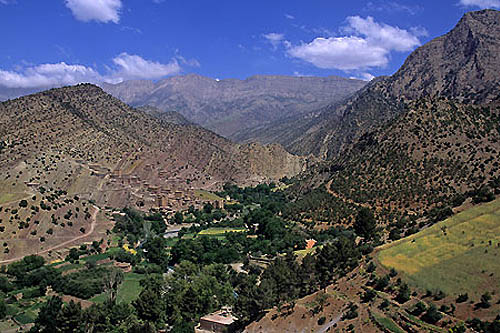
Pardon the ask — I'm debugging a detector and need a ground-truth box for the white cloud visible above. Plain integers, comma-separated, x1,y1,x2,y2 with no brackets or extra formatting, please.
287,16,422,71
111,53,181,80
263,33,285,49
0,0,16,4
0,63,102,88
175,54,201,68
65,0,122,23
0,54,181,88
288,37,387,70
350,72,375,81
285,14,295,20
345,16,420,52
365,1,422,15
459,0,500,8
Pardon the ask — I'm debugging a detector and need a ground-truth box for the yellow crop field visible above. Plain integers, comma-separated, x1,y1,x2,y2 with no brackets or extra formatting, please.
377,198,500,296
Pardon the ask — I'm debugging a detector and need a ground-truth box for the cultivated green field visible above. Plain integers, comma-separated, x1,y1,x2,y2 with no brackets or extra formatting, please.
198,227,247,236
194,190,224,201
372,313,406,333
378,198,500,296
91,272,143,304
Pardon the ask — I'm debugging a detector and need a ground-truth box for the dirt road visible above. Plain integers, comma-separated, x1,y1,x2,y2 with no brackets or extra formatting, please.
0,205,100,265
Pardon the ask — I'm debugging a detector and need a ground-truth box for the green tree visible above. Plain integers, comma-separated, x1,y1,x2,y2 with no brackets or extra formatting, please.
143,237,169,269
30,296,63,332
0,298,6,320
66,248,80,262
134,289,166,324
395,283,411,303
56,300,84,332
354,207,376,240
422,303,442,324
479,292,492,308
173,212,184,224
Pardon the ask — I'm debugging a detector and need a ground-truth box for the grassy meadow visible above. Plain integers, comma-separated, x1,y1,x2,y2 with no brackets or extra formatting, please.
377,198,500,296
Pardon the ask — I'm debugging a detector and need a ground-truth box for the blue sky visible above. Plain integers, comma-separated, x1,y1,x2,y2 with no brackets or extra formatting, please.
0,0,499,87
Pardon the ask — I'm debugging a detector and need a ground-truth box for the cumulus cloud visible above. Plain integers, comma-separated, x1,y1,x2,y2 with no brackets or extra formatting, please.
0,54,181,88
65,0,122,23
0,63,102,88
263,33,285,49
111,53,180,81
459,0,500,8
287,16,422,71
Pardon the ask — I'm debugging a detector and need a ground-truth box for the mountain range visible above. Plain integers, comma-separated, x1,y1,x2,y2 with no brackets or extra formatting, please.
100,75,366,139
0,84,309,202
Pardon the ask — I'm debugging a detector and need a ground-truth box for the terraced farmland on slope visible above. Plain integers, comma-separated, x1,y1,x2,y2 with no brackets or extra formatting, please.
378,198,500,296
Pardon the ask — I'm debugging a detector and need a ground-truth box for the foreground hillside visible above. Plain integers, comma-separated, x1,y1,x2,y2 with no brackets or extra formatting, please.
247,199,500,333
101,74,366,139
0,84,308,261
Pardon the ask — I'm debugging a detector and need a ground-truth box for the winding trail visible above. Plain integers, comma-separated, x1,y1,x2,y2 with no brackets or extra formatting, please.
326,179,366,208
0,205,100,265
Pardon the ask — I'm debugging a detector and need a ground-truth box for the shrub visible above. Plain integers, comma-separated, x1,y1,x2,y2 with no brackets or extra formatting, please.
422,304,442,324
456,293,468,303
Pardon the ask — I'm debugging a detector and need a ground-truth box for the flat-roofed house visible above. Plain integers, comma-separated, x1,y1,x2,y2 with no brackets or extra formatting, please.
195,307,238,333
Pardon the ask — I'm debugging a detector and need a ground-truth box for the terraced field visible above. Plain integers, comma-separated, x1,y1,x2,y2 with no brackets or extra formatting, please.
198,227,247,236
378,198,500,296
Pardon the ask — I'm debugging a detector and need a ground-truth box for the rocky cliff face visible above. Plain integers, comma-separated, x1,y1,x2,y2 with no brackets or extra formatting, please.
386,9,500,104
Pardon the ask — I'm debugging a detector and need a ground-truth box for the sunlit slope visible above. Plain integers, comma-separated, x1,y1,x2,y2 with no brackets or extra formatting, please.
378,198,500,296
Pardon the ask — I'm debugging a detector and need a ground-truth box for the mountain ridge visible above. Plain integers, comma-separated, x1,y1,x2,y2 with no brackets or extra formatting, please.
100,74,366,139
284,9,500,159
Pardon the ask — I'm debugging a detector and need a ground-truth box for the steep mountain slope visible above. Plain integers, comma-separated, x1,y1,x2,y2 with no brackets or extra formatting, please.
136,105,193,125
287,9,500,159
100,74,366,139
0,84,308,190
327,99,500,218
286,10,500,235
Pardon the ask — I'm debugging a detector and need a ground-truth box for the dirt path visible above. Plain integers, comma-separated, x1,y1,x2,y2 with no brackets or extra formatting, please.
325,179,370,208
316,313,343,333
0,205,100,265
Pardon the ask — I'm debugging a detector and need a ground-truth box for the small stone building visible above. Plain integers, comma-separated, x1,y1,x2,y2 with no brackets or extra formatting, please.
195,307,238,333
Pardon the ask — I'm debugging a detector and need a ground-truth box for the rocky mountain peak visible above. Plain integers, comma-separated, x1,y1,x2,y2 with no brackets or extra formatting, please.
387,9,500,104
